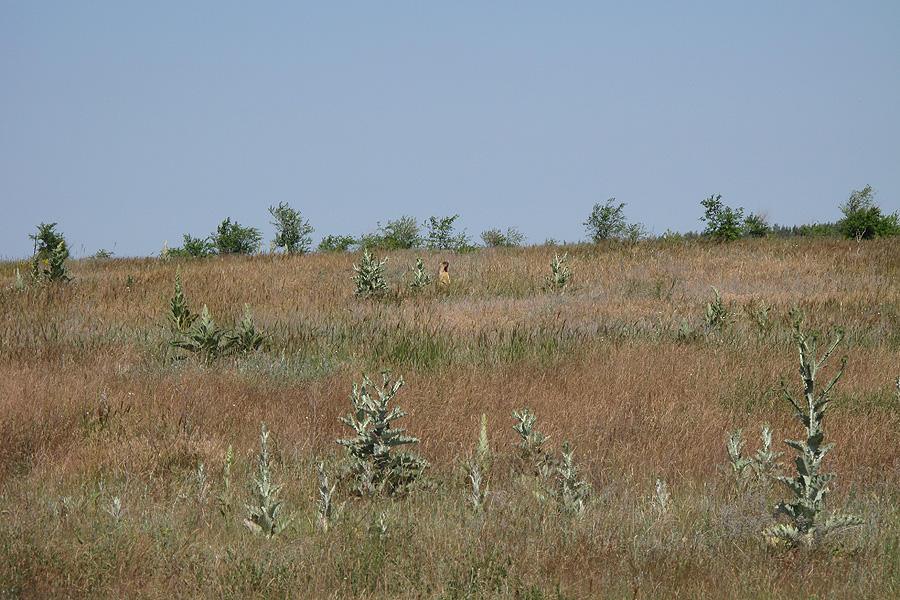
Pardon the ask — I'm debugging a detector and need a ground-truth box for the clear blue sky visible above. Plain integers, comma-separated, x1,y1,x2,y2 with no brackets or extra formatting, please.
2,1,898,259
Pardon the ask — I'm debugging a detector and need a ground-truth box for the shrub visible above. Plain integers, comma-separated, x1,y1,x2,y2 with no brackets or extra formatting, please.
379,216,422,250
799,222,839,237
480,227,525,248
584,198,646,243
584,198,627,242
182,234,214,257
336,371,428,496
352,251,388,298
211,218,262,255
837,185,899,240
700,194,744,242
318,234,357,253
269,202,314,254
743,213,771,238
29,222,65,260
764,324,864,547
423,214,472,250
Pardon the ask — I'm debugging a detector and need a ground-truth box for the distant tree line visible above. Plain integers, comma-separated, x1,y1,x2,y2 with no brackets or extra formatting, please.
25,186,897,264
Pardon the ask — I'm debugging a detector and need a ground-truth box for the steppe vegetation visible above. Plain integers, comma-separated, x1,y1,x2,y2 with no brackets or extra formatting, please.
1,236,899,599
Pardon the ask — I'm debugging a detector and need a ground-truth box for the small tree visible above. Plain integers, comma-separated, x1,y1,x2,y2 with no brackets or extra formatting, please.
584,198,627,242
837,185,899,240
211,218,262,255
424,214,472,250
29,222,66,260
269,202,314,254
34,241,71,283
744,212,771,238
481,227,525,247
379,216,422,250
700,194,744,242
318,234,357,253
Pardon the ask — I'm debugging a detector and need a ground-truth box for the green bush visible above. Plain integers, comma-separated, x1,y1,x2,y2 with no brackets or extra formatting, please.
480,227,525,247
317,234,357,253
424,214,472,250
700,194,744,242
379,216,422,250
29,222,66,260
269,202,314,254
837,185,899,240
743,213,771,238
211,218,262,255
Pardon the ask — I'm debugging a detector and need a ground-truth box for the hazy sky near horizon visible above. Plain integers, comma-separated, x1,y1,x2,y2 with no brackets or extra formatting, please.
2,1,898,259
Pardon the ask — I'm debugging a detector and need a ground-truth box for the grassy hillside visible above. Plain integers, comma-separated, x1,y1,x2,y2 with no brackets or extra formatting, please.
1,238,899,599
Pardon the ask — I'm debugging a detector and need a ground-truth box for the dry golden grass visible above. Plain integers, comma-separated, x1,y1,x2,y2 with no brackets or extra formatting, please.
1,238,899,598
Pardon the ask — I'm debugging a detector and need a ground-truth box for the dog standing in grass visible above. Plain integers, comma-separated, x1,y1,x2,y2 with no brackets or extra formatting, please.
439,261,450,286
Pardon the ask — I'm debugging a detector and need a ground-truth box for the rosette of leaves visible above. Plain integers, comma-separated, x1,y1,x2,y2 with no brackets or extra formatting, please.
336,371,428,496
763,324,863,547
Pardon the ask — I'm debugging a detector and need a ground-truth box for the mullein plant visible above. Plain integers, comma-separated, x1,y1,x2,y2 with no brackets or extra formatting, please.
541,441,592,518
244,423,289,537
763,324,863,547
336,371,429,496
725,424,784,492
407,257,433,289
168,267,198,334
542,252,572,291
462,414,493,511
225,304,266,354
704,286,728,331
511,407,550,461
316,462,339,532
31,241,71,283
352,250,389,297
171,304,228,365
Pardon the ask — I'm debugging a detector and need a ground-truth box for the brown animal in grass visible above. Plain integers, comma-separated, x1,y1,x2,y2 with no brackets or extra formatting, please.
439,261,450,286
